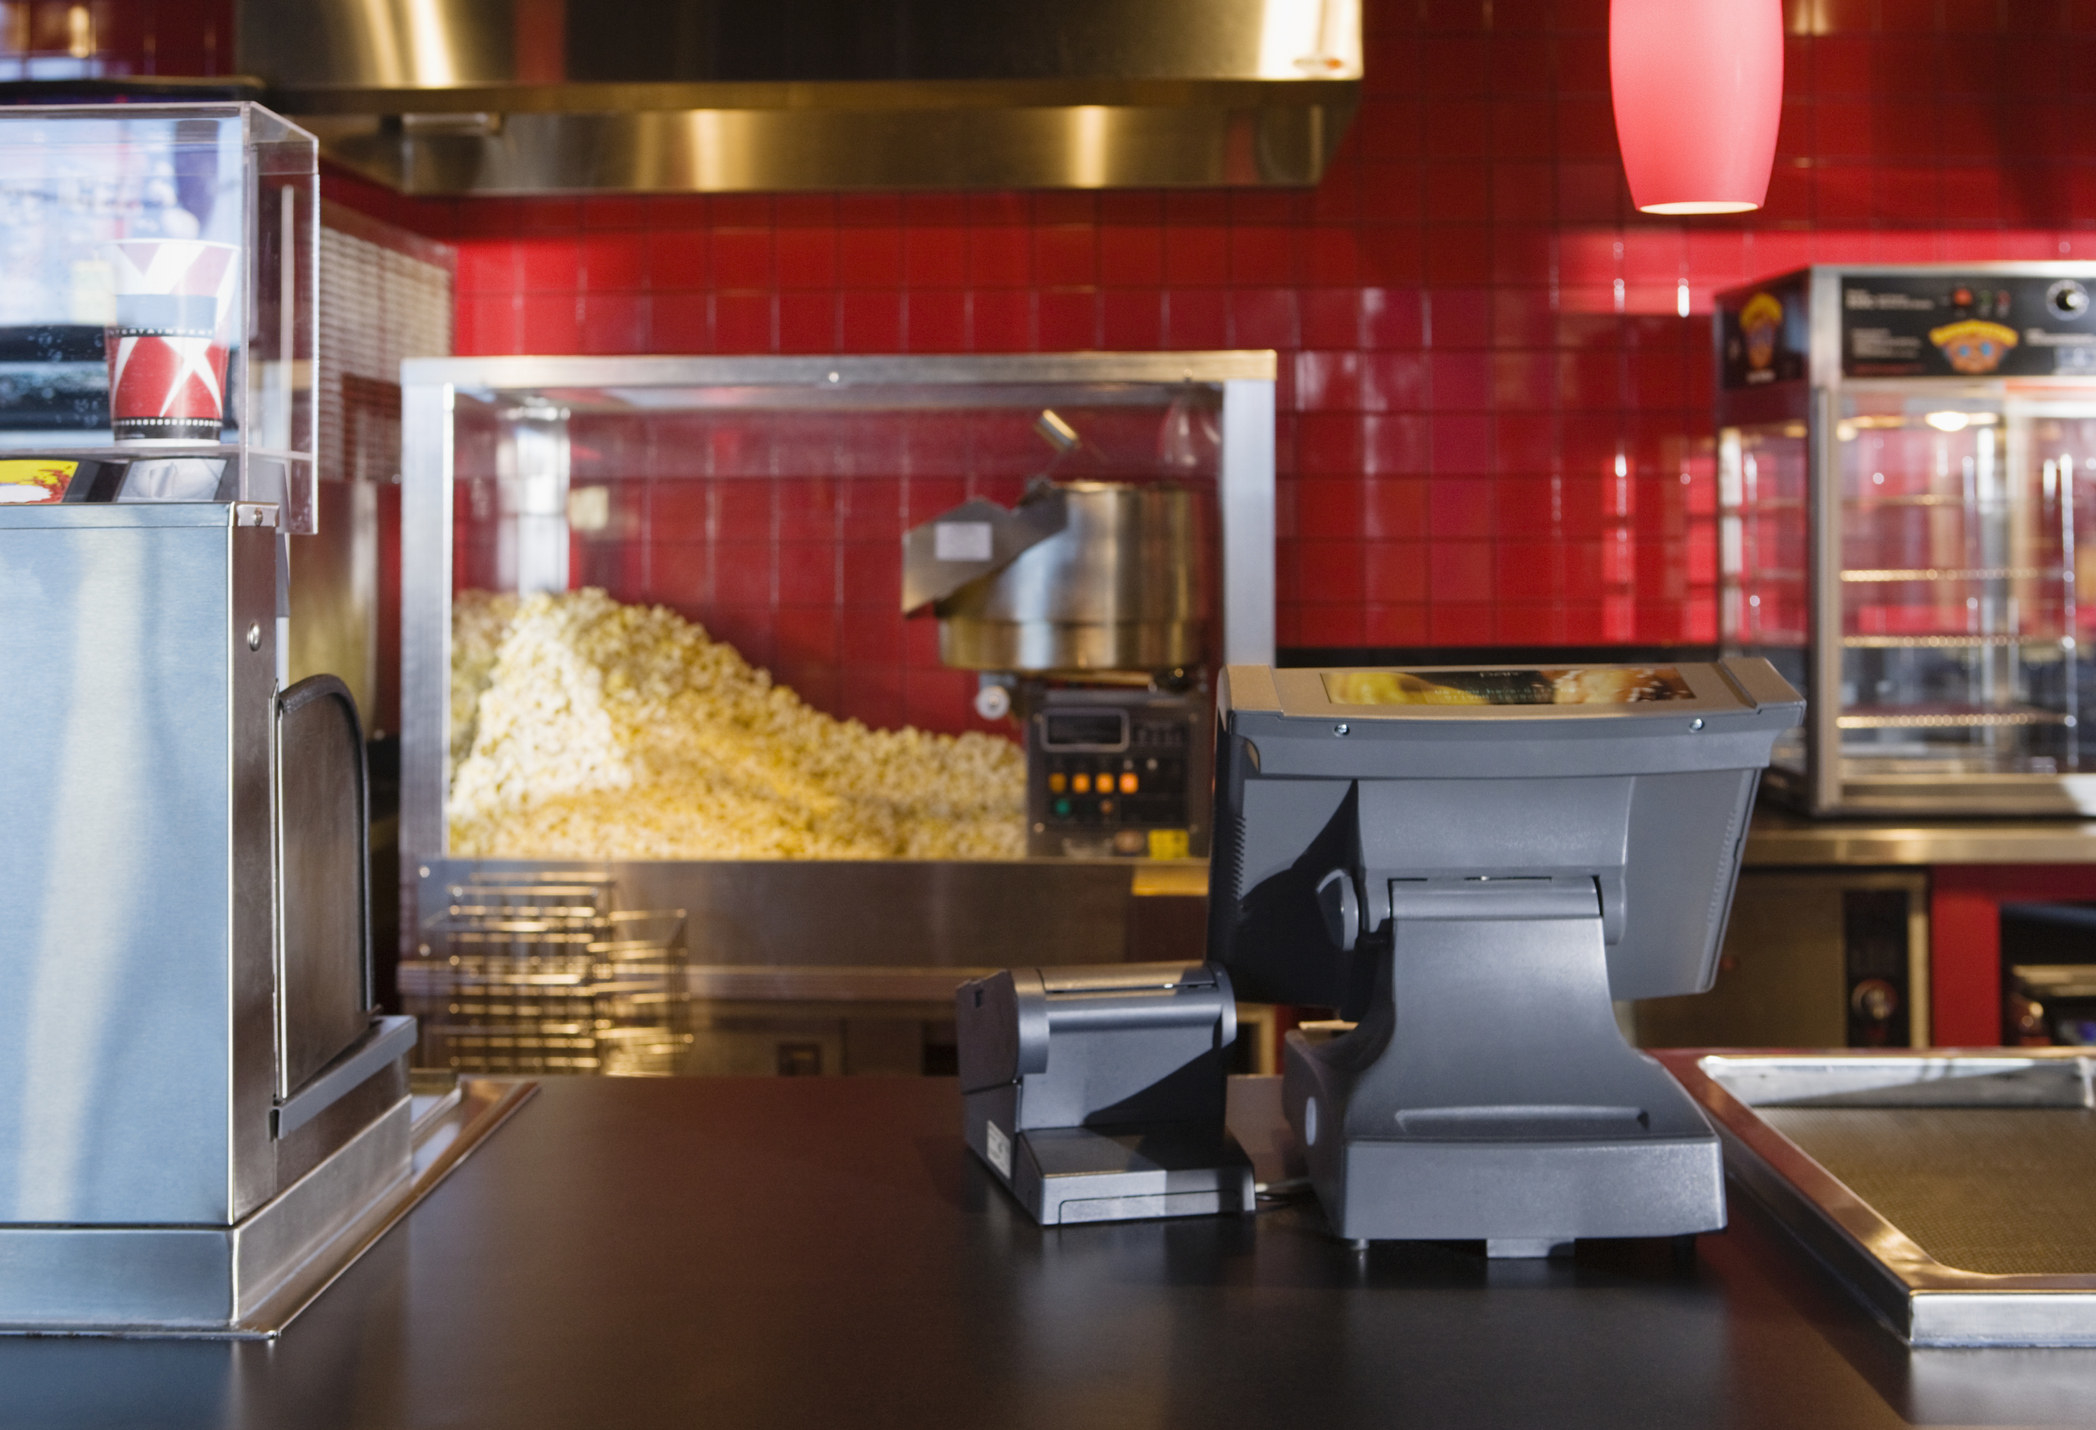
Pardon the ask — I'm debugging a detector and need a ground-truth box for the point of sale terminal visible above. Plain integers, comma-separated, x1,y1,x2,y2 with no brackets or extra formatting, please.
959,658,1802,1255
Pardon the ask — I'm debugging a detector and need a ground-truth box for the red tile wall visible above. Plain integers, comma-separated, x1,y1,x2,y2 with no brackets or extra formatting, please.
5,1,234,77
294,3,2096,660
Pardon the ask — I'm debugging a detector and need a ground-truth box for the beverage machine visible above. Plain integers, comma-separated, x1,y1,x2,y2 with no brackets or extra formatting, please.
0,103,431,1334
1717,264,2096,814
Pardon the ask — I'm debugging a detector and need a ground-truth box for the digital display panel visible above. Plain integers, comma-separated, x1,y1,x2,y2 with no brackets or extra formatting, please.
1041,711,1129,749
1321,667,1696,707
0,458,78,504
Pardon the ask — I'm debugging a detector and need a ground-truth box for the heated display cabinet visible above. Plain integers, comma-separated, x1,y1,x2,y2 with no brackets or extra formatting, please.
1718,265,2096,815
0,102,318,530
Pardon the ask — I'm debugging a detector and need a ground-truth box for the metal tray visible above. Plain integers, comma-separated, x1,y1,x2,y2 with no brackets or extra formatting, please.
1662,1049,2096,1347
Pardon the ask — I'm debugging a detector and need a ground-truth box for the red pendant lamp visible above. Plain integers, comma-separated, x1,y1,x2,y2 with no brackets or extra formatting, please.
1610,0,1784,215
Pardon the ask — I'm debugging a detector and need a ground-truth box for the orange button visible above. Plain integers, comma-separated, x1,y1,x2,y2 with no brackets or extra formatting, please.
1099,799,1115,815
1119,772,1138,794
1072,773,1091,793
1048,772,1066,794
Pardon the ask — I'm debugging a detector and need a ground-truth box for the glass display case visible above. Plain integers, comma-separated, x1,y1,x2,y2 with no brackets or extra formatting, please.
0,102,318,530
394,354,1274,1072
1718,265,2096,814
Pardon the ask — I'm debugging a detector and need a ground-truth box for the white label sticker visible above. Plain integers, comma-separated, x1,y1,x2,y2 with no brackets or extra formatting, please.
984,1121,1013,1178
935,521,994,562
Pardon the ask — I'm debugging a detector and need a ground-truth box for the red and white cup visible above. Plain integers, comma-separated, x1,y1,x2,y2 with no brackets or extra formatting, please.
102,240,239,444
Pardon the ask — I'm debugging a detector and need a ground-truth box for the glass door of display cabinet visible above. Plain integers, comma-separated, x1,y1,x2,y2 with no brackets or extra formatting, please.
1818,392,2096,806
1833,395,2076,773
434,378,1232,861
1719,420,1810,787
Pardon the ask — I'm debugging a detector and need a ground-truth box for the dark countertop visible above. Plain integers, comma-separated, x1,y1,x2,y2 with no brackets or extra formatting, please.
5,1076,2093,1429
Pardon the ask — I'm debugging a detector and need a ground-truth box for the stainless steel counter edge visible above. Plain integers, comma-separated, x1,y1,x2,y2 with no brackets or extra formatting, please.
1660,1049,2096,1348
1740,811,2096,866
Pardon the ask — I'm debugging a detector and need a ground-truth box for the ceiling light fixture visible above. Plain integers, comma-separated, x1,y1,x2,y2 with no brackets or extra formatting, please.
1610,0,1784,215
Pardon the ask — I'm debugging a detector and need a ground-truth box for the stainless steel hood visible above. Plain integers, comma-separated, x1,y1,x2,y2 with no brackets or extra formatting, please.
237,0,1361,195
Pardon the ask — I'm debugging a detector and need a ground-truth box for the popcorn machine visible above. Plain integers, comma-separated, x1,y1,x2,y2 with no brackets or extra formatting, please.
396,354,1275,1075
1718,264,2096,815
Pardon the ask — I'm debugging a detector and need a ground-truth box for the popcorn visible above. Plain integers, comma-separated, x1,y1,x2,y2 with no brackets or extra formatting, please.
450,588,520,783
448,588,1027,859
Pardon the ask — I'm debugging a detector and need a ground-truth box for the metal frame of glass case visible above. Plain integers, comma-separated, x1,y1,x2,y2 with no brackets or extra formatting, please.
397,352,1276,969
1717,263,2096,816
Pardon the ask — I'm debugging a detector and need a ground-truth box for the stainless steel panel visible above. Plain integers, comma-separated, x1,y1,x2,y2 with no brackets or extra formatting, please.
901,493,1068,610
403,351,1277,392
286,481,379,719
1809,383,1842,813
1220,377,1277,667
230,510,282,1219
399,379,455,881
0,505,276,1225
240,0,1360,193
276,678,374,1097
290,99,1356,194
230,1094,410,1325
1664,1050,2096,1347
1634,870,1928,1049
241,0,1362,88
274,1019,416,1138
235,1076,535,1336
674,965,994,1001
1742,807,2096,865
272,1053,409,1191
0,1081,530,1336
417,858,1173,969
0,1226,238,1330
934,483,1207,673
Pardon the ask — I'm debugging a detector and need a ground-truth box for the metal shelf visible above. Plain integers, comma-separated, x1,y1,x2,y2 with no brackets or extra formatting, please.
0,441,313,464
1838,705,2070,730
1842,566,2064,583
1843,634,2072,649
1845,494,2010,510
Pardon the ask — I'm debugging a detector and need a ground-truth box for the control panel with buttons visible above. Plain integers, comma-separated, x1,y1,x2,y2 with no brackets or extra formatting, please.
1024,684,1209,858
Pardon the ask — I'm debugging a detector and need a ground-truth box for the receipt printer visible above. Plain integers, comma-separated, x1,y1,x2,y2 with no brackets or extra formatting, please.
956,962,1254,1225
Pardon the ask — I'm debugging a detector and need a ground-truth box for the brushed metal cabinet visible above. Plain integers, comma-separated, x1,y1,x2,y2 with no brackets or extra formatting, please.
0,505,278,1225
1632,868,1930,1049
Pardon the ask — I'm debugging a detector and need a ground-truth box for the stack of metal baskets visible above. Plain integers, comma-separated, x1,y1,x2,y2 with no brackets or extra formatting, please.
398,873,693,1076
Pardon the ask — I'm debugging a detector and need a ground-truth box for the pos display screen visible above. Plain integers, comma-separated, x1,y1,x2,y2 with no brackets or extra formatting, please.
1205,661,1803,1016
1321,666,1695,706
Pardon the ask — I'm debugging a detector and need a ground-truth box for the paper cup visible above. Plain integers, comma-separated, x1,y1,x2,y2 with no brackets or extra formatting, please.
102,240,239,444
